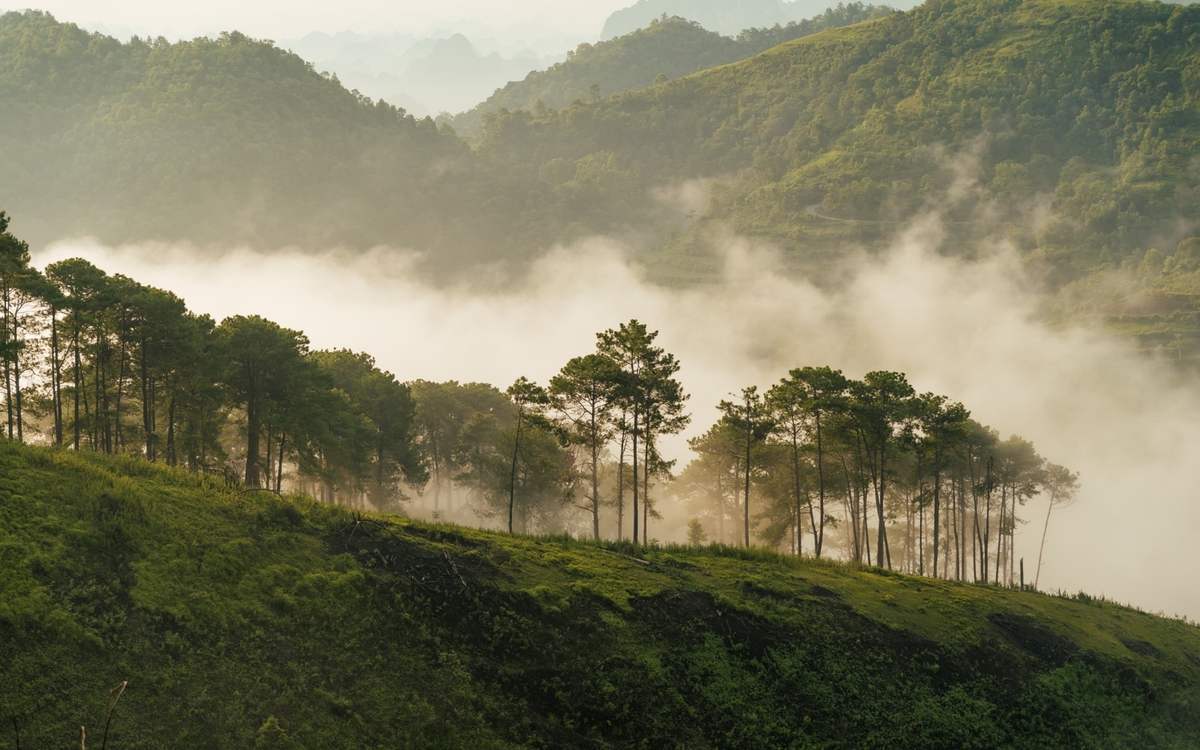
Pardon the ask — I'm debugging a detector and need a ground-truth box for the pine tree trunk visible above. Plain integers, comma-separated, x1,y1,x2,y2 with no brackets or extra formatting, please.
508,408,523,534
632,407,640,545
72,317,81,450
51,306,63,446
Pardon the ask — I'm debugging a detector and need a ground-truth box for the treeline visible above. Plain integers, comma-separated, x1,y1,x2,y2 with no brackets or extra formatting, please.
453,5,888,136
681,371,1079,585
0,211,426,505
1,211,1077,583
407,319,690,538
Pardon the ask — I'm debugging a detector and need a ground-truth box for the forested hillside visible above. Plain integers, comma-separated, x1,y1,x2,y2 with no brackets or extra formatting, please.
453,6,891,137
4,2,1197,270
477,0,1200,353
2,441,1198,748
0,11,492,258
481,0,1198,265
2,2,1198,351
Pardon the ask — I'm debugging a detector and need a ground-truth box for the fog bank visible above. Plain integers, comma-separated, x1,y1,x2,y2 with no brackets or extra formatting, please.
35,221,1200,620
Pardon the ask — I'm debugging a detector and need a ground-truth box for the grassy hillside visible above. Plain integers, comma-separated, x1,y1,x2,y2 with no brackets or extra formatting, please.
1,440,1197,748
453,7,891,137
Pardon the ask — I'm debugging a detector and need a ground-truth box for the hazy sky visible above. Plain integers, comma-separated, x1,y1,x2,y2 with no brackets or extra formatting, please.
1,0,629,40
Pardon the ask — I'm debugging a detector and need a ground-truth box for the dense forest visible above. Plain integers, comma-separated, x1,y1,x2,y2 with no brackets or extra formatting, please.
3,1,1197,280
3,1,1197,356
452,6,892,136
1,210,1078,587
0,11,485,256
479,0,1199,263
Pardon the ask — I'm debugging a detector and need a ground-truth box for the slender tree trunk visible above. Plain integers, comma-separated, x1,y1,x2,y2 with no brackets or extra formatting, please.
995,483,1007,584
508,407,523,534
632,407,640,545
743,421,752,548
1035,499,1054,589
919,484,926,576
841,455,859,562
877,442,889,569
141,336,152,458
1008,495,1017,587
166,389,177,466
94,332,102,451
72,316,81,450
715,465,724,545
616,425,626,541
114,315,128,451
932,466,941,578
12,310,22,443
3,282,12,439
982,456,994,584
789,426,805,557
643,420,653,543
51,306,63,446
276,434,286,492
814,411,826,556
265,425,274,490
245,391,260,487
950,478,961,581
590,414,600,540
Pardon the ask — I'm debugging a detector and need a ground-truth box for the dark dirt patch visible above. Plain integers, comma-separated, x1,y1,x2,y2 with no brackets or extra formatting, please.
738,579,802,604
809,585,842,599
630,589,786,658
1121,637,1162,658
399,523,491,549
656,555,700,571
989,612,1079,666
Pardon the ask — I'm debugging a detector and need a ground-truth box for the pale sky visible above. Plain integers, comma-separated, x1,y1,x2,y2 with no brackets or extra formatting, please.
0,0,630,41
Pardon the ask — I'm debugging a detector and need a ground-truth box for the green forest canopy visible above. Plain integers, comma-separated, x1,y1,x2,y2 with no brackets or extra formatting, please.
0,0,1197,349
2,1,1197,266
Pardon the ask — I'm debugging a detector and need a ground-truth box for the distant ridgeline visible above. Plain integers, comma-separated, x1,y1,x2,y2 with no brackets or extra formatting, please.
1,1,1199,354
453,5,893,137
599,0,920,38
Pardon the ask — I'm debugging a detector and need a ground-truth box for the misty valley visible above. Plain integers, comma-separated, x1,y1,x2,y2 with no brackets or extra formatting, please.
1,0,1199,747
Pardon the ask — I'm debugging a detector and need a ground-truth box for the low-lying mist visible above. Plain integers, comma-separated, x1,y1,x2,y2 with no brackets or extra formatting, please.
34,218,1200,620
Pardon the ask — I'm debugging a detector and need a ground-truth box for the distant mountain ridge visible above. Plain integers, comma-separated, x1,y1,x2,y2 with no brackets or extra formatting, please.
283,30,558,116
481,0,1199,272
454,4,891,136
601,0,919,37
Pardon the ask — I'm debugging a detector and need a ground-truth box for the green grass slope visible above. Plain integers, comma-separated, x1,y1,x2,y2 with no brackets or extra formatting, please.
2,442,1198,748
